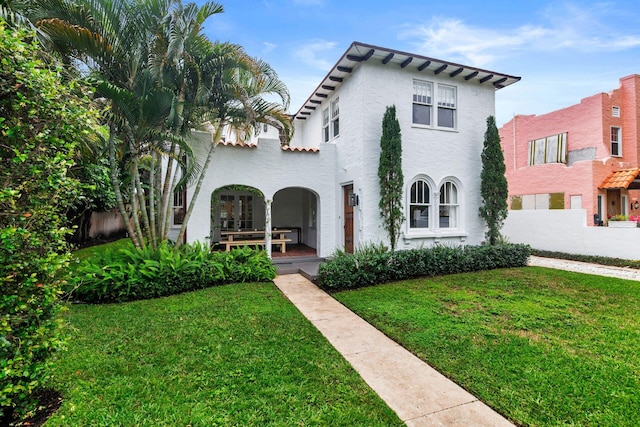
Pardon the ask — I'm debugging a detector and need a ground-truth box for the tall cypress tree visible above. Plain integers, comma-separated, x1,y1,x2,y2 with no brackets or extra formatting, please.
378,105,404,251
479,115,509,245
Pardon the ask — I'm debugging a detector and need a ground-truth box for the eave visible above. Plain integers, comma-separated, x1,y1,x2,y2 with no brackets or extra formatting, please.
294,41,521,120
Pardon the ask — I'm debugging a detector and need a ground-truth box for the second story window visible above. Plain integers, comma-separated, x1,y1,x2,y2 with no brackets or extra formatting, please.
322,107,330,142
611,126,622,156
331,97,340,138
412,80,432,126
437,85,456,128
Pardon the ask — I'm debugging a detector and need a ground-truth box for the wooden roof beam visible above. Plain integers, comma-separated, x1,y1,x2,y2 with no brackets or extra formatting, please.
449,67,463,77
464,71,479,80
479,74,494,83
400,56,413,68
434,64,448,74
347,48,374,62
418,60,431,71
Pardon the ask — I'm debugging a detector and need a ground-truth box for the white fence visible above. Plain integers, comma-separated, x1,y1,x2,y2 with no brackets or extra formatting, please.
502,209,640,260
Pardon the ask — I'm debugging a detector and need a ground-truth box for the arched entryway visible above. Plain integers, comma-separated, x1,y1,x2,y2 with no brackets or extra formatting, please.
272,187,319,258
210,184,266,246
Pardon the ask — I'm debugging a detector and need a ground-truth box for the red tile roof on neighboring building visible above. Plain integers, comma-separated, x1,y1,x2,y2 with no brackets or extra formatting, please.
280,146,319,153
599,168,640,189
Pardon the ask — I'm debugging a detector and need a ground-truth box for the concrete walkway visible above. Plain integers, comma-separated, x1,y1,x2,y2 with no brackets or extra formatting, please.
529,255,640,281
273,274,514,427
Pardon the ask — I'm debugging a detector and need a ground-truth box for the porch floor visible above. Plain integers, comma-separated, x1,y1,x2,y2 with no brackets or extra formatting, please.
271,244,317,258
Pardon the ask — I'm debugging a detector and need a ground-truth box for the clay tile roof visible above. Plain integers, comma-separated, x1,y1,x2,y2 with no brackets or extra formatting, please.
599,168,640,189
280,145,319,153
218,140,257,148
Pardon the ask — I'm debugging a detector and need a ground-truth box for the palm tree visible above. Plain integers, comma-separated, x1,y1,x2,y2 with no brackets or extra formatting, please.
31,0,292,249
172,42,293,247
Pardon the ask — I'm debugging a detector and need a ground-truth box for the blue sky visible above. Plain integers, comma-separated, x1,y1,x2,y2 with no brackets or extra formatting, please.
199,0,640,126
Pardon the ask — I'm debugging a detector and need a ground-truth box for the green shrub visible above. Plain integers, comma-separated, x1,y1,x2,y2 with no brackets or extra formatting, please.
0,22,100,422
69,243,276,303
317,243,531,291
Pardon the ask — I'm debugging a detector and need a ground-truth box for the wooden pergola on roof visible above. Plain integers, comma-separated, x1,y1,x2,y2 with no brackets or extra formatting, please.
599,168,640,190
294,41,522,120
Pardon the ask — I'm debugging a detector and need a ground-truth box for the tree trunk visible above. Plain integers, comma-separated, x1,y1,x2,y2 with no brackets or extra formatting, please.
108,125,139,248
174,123,224,249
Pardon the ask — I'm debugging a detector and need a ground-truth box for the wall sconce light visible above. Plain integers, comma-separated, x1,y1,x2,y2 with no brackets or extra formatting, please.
348,192,359,207
633,200,639,210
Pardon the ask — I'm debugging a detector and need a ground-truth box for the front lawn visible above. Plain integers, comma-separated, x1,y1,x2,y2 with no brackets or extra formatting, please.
334,267,640,427
47,283,402,426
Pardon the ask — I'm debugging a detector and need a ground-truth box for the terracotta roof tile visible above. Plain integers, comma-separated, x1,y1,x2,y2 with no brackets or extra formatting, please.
280,146,319,153
218,140,257,148
599,168,640,189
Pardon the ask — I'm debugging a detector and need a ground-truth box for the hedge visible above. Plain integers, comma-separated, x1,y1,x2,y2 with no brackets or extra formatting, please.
68,243,276,303
317,244,531,291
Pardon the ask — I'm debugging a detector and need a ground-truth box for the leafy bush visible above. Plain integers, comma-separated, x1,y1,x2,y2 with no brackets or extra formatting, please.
69,243,276,303
317,243,531,291
0,22,99,421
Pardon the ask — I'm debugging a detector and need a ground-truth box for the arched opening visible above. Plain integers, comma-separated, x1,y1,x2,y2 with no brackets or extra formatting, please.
210,184,266,249
272,187,319,258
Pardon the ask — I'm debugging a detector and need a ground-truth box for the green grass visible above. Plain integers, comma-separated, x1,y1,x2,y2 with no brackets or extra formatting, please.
47,283,403,426
334,267,640,427
71,238,133,261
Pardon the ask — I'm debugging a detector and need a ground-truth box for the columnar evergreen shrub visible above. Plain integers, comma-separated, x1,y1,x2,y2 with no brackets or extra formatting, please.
479,116,509,245
69,243,277,303
0,22,99,421
378,105,404,251
317,244,531,291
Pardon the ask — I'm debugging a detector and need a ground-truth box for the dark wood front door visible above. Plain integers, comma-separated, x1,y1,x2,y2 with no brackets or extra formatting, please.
343,184,354,253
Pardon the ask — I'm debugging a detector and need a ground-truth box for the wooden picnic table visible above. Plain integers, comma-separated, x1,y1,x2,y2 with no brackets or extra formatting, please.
220,229,292,253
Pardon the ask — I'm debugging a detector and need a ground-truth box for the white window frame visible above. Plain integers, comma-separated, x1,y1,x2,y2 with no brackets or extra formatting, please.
408,178,432,230
612,106,620,118
437,84,457,129
172,188,186,225
611,126,622,157
439,181,459,229
322,107,330,142
330,97,339,139
412,79,432,126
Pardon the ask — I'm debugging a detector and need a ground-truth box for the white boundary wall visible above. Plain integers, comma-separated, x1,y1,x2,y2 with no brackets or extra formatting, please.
503,209,640,260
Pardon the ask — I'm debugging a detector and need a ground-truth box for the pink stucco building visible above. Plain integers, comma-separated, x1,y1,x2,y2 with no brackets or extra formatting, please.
499,74,640,225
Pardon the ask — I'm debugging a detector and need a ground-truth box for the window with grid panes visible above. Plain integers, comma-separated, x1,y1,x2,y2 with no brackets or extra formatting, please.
331,97,339,138
611,126,621,156
412,80,432,126
437,85,456,128
409,179,431,228
439,181,458,228
322,107,329,142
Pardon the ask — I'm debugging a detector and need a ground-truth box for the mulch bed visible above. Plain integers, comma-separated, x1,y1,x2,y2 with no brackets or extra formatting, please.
2,390,62,427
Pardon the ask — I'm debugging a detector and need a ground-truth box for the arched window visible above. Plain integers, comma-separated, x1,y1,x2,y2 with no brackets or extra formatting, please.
439,181,458,228
409,179,431,229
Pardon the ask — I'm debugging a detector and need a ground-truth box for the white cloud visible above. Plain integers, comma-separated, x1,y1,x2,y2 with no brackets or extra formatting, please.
398,3,640,67
292,39,338,70
263,42,277,54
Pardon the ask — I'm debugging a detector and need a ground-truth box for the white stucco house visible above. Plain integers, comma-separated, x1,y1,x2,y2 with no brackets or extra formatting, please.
169,42,520,258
